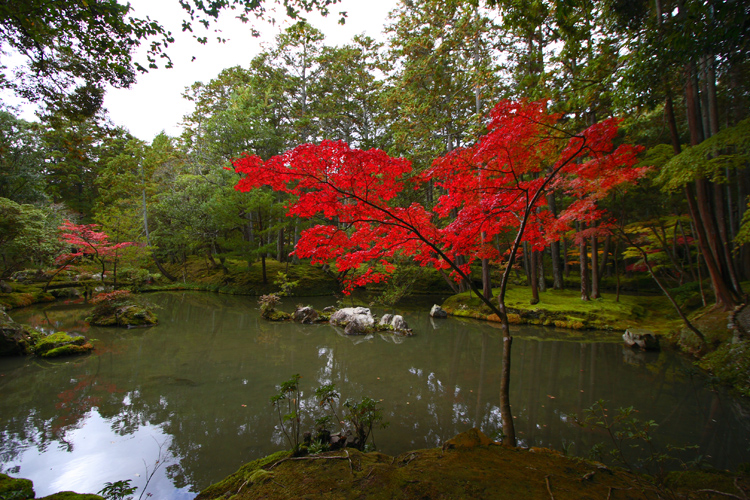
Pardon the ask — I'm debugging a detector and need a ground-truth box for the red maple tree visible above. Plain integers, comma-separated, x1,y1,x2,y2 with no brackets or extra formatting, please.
50,220,136,289
231,100,648,446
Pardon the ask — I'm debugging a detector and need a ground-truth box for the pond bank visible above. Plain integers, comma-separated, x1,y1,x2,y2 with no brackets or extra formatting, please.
442,287,750,398
195,429,748,500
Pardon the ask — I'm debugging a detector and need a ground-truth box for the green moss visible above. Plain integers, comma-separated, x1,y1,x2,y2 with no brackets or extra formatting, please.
442,286,679,334
0,290,56,310
665,470,745,493
153,257,339,297
34,332,92,358
196,450,290,499
267,310,292,321
37,493,104,500
194,429,741,500
42,342,94,358
699,340,750,397
0,473,34,499
89,304,158,327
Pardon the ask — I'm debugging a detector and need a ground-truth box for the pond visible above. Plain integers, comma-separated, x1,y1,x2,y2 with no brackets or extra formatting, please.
1,292,748,498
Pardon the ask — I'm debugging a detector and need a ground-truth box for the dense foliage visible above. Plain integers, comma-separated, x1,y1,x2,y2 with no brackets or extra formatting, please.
1,0,747,311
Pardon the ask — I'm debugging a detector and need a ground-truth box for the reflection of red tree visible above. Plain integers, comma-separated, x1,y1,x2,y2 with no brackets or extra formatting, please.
51,373,124,434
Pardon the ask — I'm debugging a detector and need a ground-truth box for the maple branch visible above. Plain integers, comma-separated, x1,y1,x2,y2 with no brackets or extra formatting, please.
497,134,588,303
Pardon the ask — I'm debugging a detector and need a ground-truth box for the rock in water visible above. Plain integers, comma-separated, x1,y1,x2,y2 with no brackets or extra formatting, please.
391,315,411,335
293,306,319,324
430,304,448,318
379,314,394,326
330,307,375,335
344,316,373,335
623,328,660,350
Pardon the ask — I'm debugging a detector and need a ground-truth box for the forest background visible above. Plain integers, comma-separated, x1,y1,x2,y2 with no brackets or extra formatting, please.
1,0,749,325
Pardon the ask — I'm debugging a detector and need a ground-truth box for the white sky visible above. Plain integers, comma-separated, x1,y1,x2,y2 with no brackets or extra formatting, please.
103,0,399,141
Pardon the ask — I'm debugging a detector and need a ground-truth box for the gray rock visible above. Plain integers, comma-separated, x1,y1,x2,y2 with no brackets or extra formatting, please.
623,328,660,350
379,314,394,326
344,316,373,335
430,304,448,318
330,307,374,328
293,306,319,324
391,314,410,333
0,280,12,293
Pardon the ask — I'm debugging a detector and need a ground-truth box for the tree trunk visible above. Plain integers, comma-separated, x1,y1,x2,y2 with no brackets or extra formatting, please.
482,258,493,300
599,233,611,278
579,222,590,301
261,254,267,284
537,249,546,292
277,226,285,262
530,249,539,304
591,232,600,299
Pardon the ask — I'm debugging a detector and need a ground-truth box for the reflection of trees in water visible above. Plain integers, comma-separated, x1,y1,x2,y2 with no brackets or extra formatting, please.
2,292,750,494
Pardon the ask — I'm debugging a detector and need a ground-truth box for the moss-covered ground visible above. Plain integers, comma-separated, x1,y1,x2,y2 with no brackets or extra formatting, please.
195,430,749,500
147,257,341,296
442,286,681,334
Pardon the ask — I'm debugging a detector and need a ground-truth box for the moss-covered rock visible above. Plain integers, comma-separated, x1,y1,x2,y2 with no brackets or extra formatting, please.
0,473,34,499
0,311,44,356
34,332,94,358
89,303,158,327
266,309,292,321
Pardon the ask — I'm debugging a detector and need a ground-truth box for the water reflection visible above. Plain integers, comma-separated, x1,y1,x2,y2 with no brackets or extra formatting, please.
2,292,748,498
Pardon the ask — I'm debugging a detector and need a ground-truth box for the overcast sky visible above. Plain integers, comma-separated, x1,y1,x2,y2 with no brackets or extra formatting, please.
102,0,399,141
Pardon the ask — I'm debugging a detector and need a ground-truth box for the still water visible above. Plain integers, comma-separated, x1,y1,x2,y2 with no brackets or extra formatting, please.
1,292,749,497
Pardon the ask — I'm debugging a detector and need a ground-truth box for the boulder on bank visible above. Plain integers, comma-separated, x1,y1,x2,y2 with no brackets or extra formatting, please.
430,304,448,318
623,328,660,351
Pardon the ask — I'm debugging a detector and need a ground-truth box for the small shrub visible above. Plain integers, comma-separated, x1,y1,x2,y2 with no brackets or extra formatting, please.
270,374,303,453
98,479,136,500
259,293,282,319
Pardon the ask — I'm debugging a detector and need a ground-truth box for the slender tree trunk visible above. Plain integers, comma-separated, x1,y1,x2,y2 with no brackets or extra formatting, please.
530,249,539,304
481,231,493,299
537,250,546,292
579,222,590,301
591,232,600,299
599,233,611,278
546,191,563,289
614,238,621,302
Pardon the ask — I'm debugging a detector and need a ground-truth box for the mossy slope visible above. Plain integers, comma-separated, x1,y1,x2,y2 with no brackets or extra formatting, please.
196,429,746,500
